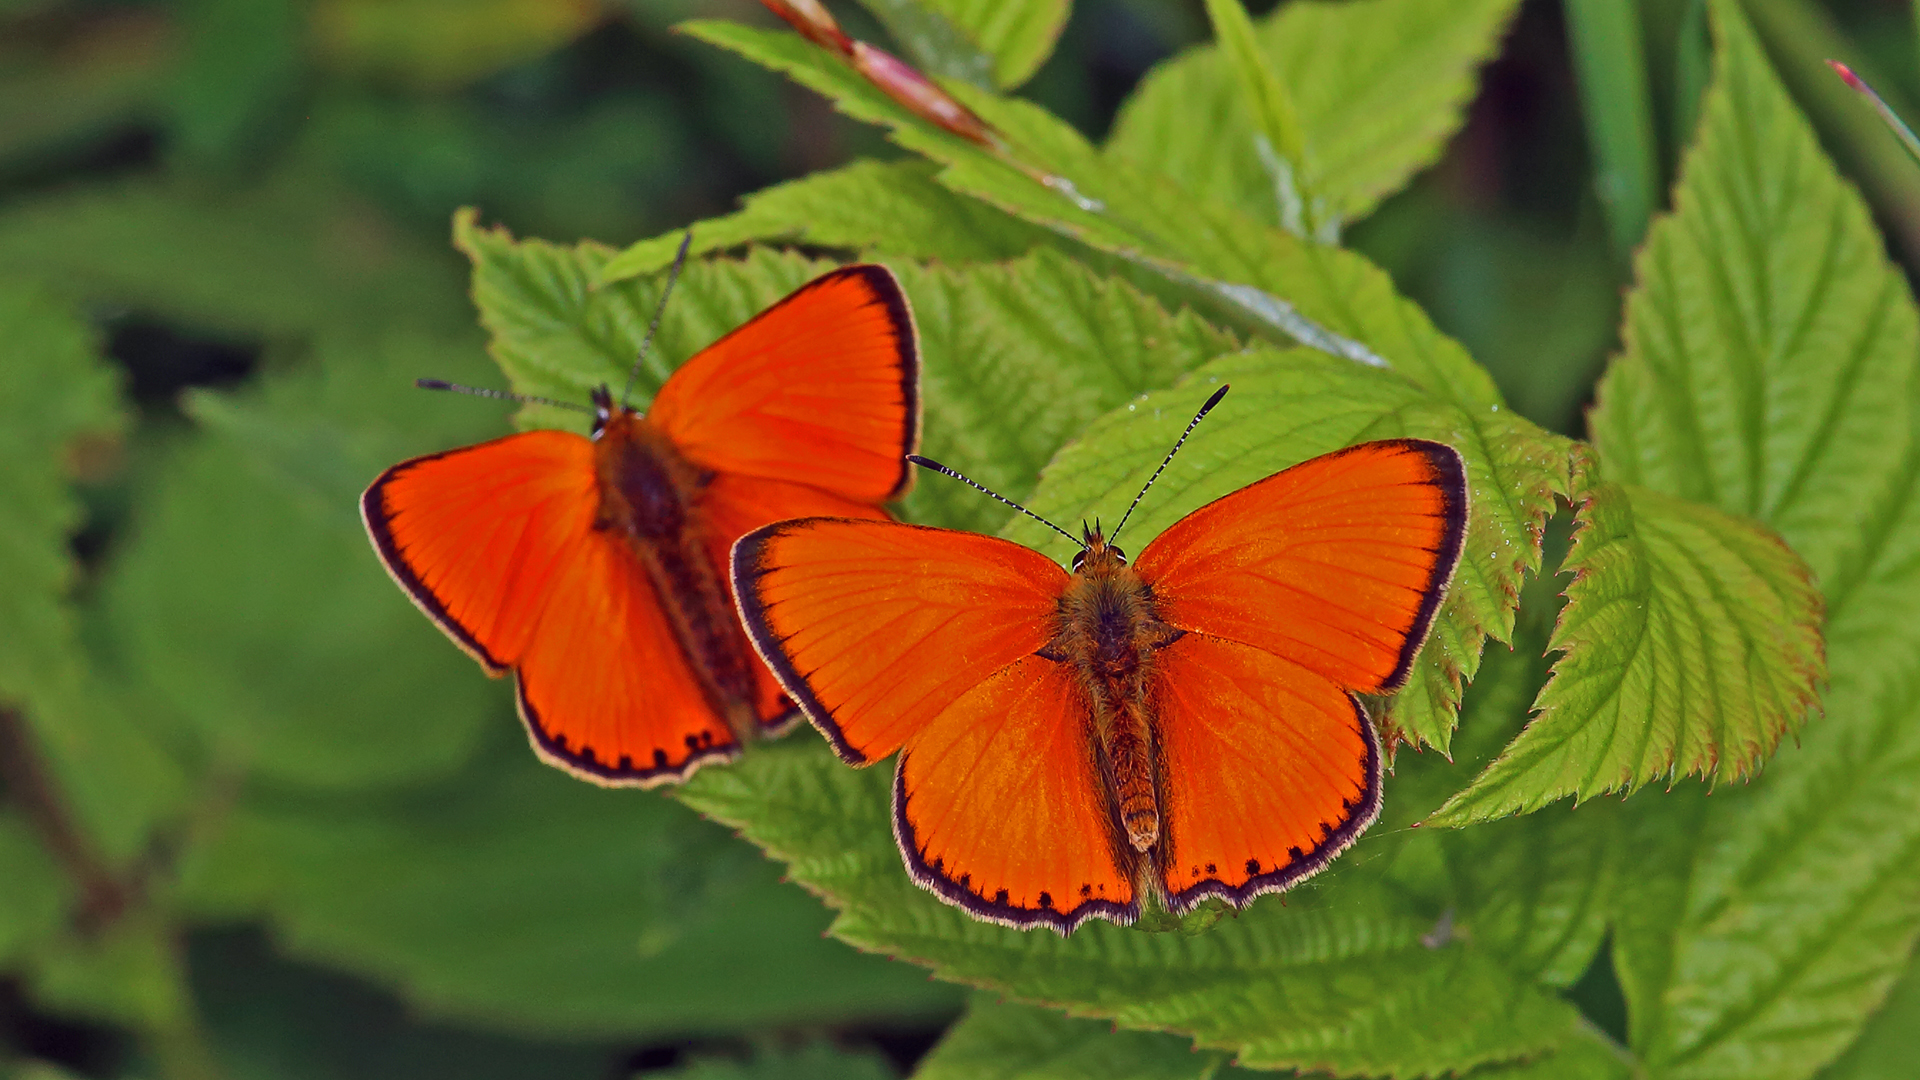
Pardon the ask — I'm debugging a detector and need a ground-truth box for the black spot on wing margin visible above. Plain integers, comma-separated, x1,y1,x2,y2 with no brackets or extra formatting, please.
515,675,739,788
1161,693,1383,914
892,761,1140,934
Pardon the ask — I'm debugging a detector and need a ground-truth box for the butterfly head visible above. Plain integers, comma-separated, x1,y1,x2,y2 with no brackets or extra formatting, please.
1070,523,1126,573
590,384,625,438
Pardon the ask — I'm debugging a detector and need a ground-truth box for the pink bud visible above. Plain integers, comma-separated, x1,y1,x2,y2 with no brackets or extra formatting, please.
850,41,998,148
760,0,852,56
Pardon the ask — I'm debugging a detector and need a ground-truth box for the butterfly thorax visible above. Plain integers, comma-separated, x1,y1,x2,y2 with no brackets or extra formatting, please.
1040,531,1185,855
591,401,759,742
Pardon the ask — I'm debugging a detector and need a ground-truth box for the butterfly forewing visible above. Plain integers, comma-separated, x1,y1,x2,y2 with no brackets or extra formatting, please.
363,430,596,674
1134,439,1467,694
732,518,1065,764
651,265,920,503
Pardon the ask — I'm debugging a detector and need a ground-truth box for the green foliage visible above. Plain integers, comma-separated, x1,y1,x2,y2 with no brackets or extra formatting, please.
908,0,1069,89
1584,3,1920,1077
311,0,602,89
1819,949,1920,1080
99,336,508,791
1432,480,1823,824
0,814,66,967
7,0,1920,1074
177,738,957,1036
0,281,122,715
1106,0,1522,231
597,159,1048,280
915,997,1227,1080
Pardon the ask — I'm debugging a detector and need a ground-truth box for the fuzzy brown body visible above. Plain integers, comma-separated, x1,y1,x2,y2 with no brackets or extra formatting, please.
1038,535,1186,862
592,409,760,741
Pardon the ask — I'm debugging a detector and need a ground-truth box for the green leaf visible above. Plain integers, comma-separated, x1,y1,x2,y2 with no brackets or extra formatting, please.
179,738,959,1037
1588,5,1917,625
865,0,1069,89
0,174,472,341
597,159,1049,282
1587,2,1920,1075
0,282,186,866
678,20,1577,748
1198,0,1309,234
312,0,601,89
1430,481,1823,825
98,332,511,791
854,0,997,90
1817,946,1920,1079
22,912,194,1031
0,281,121,720
164,0,304,167
915,997,1228,1080
1105,0,1521,229
1459,1034,1634,1080
890,249,1238,533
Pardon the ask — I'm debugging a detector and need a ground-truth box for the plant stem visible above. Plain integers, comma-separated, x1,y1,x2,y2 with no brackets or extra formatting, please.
1738,0,1920,263
0,706,222,1080
1566,0,1661,257
0,705,129,930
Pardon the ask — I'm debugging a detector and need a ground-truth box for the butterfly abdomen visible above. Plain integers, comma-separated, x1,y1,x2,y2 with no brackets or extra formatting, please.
594,411,759,740
1047,536,1185,855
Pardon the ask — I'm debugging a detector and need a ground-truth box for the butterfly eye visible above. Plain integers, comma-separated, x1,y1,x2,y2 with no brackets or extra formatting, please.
1110,545,1127,564
1071,551,1087,572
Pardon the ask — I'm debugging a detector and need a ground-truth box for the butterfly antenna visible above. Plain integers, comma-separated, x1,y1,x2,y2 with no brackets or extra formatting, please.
415,378,593,414
906,454,1084,549
1110,384,1230,544
622,232,695,409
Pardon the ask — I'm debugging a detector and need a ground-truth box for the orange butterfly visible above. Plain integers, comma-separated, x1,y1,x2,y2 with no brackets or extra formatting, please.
732,387,1467,931
362,262,920,785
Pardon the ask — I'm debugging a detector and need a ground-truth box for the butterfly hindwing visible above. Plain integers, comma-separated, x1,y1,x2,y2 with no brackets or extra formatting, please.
363,431,738,785
1151,632,1380,911
1134,439,1468,694
895,656,1137,931
651,264,919,504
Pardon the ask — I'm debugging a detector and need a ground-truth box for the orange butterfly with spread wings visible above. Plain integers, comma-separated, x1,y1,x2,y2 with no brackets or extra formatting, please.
362,259,920,785
732,387,1467,931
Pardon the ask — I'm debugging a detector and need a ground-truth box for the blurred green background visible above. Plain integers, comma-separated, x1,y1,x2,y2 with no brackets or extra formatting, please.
4,0,1920,1076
